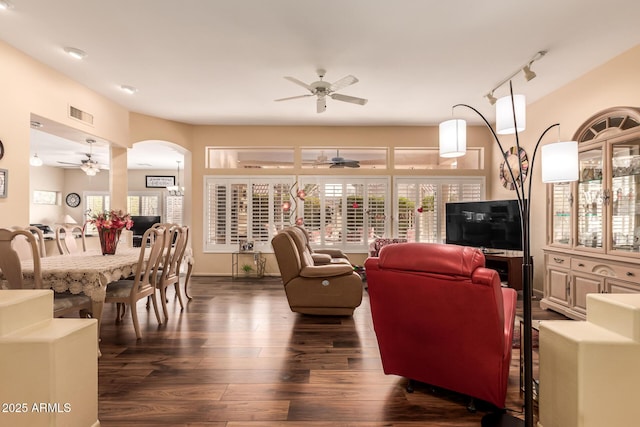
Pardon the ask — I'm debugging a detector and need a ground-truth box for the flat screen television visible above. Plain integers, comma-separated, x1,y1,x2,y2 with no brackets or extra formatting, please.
130,215,161,247
445,200,522,252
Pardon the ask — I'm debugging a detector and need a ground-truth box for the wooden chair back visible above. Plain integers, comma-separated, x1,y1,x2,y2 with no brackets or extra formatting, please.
0,228,43,289
55,225,86,255
131,227,166,298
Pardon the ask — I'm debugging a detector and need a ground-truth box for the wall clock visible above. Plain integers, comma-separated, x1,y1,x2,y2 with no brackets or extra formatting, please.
499,147,529,190
65,192,81,208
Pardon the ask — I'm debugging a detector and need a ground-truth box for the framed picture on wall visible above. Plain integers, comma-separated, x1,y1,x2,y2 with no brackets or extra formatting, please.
145,175,175,188
0,169,7,198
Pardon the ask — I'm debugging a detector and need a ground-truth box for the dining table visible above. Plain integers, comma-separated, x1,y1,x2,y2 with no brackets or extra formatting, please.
12,247,143,333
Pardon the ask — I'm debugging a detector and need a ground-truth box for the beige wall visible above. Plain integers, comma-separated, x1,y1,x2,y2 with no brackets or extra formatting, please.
0,40,130,225
490,45,640,292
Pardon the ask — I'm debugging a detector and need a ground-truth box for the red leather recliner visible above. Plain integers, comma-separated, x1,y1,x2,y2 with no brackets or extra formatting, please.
364,243,517,409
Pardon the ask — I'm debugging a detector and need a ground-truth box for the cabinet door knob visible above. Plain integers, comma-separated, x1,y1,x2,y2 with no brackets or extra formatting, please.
578,263,585,267
627,272,635,277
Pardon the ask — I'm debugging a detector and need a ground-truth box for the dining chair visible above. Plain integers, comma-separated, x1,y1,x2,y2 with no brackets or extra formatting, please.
155,225,188,322
9,225,47,258
0,228,43,289
104,226,166,339
55,224,87,255
0,228,93,318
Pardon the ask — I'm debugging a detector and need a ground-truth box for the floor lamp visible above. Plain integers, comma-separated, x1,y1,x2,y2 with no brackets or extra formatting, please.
439,82,578,427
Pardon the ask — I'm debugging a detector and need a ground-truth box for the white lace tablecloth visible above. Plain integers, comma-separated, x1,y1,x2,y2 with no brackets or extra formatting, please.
15,248,142,302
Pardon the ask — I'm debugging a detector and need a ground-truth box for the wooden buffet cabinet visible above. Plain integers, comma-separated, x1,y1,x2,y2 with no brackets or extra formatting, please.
541,107,640,320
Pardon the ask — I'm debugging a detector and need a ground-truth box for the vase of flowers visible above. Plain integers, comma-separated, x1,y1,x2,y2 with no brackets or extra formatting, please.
89,209,133,255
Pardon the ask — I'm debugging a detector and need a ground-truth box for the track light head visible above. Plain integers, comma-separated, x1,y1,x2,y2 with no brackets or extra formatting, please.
523,64,536,81
486,92,497,105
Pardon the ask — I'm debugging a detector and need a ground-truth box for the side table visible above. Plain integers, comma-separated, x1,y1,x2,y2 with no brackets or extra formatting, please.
231,251,266,279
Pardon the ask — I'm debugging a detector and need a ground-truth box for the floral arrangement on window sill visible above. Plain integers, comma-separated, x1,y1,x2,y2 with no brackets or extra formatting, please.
88,209,133,255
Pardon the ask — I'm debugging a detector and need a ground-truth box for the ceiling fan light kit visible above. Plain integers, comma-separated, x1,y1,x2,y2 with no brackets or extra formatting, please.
275,69,368,113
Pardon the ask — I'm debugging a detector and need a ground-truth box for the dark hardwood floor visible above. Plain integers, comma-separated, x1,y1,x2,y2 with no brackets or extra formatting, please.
96,277,567,426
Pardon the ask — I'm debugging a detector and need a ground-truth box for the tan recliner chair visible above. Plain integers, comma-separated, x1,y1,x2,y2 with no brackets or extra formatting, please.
294,225,351,265
271,226,363,315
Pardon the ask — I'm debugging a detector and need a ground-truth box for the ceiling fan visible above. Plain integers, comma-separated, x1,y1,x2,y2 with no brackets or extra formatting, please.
57,139,106,176
275,69,368,113
313,150,360,168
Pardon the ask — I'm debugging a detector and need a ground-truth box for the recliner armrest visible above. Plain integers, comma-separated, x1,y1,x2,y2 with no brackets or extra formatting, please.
315,248,348,259
300,264,355,278
311,253,332,264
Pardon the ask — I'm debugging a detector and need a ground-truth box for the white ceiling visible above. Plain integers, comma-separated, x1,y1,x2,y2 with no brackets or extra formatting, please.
3,0,640,168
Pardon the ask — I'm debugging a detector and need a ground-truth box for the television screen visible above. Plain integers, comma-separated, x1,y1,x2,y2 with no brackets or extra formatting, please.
130,215,161,246
445,200,522,252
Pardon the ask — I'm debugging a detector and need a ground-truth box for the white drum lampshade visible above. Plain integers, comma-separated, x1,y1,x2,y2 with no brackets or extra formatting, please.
439,119,467,158
496,94,526,135
542,141,579,183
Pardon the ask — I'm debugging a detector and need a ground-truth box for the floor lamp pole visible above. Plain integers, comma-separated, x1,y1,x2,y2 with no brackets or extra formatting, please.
452,84,559,427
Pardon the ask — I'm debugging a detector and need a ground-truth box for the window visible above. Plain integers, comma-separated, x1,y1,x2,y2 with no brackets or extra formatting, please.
204,175,482,252
204,176,295,252
84,193,110,233
127,193,161,216
206,147,294,169
33,190,59,205
394,147,484,169
395,177,484,243
298,176,390,251
301,148,388,169
165,195,183,225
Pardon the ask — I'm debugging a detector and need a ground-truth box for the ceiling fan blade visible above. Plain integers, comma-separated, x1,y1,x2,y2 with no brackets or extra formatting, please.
330,93,368,105
284,76,314,92
57,161,81,166
274,94,313,102
317,97,326,114
329,75,358,92
343,161,360,168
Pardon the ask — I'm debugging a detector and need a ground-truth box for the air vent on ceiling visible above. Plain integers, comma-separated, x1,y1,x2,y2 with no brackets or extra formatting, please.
69,105,94,125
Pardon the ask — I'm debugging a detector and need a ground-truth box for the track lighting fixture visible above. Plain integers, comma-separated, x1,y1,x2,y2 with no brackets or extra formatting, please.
522,64,536,81
484,50,547,104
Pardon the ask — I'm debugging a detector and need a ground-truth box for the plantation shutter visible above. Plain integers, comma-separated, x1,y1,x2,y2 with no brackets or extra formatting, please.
367,182,387,238
395,178,484,243
165,195,183,225
204,177,295,251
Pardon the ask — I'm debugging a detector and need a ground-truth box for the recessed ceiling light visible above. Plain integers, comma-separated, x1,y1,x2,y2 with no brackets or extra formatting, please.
120,85,138,95
63,47,87,60
0,1,14,10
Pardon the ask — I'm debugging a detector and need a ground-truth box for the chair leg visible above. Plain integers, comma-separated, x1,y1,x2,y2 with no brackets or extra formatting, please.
184,261,193,300
174,281,185,309
149,292,162,325
160,285,169,323
130,303,142,340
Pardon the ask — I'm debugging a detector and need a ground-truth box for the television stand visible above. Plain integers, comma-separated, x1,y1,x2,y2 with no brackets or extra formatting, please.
483,250,525,291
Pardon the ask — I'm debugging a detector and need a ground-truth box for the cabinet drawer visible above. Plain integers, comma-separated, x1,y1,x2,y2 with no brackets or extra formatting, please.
571,258,640,281
546,253,571,269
